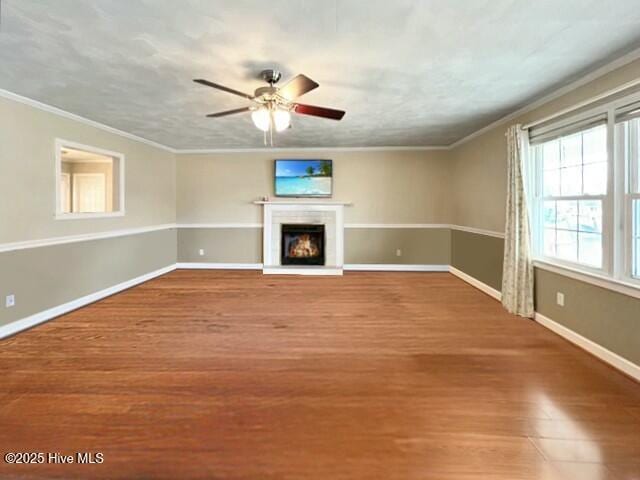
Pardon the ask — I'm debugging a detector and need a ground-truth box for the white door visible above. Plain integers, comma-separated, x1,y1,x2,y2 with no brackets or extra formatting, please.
59,173,71,213
72,173,106,213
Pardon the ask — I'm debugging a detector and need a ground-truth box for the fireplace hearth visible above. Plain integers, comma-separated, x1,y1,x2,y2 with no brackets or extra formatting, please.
281,224,325,266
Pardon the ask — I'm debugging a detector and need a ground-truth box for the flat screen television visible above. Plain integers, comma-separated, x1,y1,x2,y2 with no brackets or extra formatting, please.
274,159,333,197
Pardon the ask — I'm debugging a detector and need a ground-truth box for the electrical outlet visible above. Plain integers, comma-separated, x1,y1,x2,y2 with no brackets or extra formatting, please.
396,249,402,257
5,294,15,308
556,292,565,307
198,249,205,256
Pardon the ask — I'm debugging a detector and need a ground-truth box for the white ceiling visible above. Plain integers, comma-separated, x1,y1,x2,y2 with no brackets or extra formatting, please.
2,0,640,149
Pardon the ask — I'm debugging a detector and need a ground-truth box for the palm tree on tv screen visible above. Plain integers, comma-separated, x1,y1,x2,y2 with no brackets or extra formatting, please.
319,161,332,177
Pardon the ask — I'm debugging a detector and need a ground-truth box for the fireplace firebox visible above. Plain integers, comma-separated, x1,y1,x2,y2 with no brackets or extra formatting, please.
281,224,325,266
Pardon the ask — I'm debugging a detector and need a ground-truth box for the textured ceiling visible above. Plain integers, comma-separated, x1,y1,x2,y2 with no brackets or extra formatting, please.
2,0,640,149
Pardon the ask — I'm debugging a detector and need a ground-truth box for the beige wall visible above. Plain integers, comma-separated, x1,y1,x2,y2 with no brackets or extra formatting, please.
345,228,450,265
0,229,176,327
449,57,640,233
0,96,176,244
177,227,451,266
178,228,262,264
175,149,453,265
535,268,640,366
449,130,508,233
176,150,452,225
451,230,503,290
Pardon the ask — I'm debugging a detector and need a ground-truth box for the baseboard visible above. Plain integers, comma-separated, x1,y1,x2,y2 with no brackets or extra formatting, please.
176,263,448,272
448,265,640,383
448,266,502,300
535,312,640,382
176,262,263,270
345,264,449,271
0,264,177,340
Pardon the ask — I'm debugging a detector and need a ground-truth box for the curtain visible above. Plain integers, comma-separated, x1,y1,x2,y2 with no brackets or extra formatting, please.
501,124,534,318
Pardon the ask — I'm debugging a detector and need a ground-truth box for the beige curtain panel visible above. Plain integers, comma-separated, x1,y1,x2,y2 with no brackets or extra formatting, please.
502,125,534,318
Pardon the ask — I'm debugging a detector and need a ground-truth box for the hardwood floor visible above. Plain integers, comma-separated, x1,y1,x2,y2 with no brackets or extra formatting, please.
0,270,639,479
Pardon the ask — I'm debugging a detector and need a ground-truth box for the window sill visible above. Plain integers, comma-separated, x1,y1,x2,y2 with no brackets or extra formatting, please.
533,259,640,300
55,211,125,220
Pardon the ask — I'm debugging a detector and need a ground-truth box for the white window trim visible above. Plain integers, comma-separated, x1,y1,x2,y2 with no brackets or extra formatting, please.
528,89,640,292
54,138,125,220
533,259,640,300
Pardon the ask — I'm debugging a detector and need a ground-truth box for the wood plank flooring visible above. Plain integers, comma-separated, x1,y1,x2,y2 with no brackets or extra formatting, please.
0,270,639,479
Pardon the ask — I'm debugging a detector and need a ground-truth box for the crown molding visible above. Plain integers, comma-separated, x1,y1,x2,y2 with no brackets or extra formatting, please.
0,88,177,153
174,145,449,154
447,46,640,150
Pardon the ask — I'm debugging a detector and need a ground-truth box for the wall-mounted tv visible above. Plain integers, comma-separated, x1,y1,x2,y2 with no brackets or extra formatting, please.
274,159,333,197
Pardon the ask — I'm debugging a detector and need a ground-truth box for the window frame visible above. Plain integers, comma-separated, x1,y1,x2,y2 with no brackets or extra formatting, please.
528,90,640,289
620,117,640,281
531,121,611,276
54,138,125,220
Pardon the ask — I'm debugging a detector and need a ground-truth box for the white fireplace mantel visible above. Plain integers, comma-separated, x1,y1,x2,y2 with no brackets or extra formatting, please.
253,200,353,206
257,200,350,275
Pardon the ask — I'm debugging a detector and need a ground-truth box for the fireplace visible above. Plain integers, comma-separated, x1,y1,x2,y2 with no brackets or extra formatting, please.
281,224,325,266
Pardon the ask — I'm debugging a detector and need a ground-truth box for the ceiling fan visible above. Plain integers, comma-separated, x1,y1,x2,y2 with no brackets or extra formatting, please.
194,69,346,145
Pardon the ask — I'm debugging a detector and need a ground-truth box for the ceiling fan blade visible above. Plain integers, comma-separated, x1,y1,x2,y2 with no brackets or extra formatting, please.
206,107,251,118
193,79,254,100
278,74,319,101
293,103,346,120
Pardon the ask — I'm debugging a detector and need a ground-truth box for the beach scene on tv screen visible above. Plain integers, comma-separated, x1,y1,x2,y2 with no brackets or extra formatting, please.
275,160,332,196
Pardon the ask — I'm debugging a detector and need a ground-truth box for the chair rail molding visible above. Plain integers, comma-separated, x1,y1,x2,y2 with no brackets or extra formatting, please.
0,224,176,253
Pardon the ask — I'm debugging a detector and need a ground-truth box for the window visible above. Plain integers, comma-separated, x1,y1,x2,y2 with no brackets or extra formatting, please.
55,139,124,219
616,108,640,279
634,199,640,278
528,92,640,287
532,123,607,270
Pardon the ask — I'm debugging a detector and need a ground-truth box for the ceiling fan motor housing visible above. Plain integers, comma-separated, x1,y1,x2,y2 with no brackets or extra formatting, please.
261,69,282,85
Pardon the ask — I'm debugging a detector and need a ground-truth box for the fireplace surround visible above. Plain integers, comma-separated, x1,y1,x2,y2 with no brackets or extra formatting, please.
256,200,350,275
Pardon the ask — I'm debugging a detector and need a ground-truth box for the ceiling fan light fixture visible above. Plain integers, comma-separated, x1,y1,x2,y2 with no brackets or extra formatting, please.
273,109,291,132
251,108,271,132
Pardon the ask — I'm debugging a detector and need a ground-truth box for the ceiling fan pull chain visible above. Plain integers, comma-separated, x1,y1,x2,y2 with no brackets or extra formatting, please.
269,109,274,146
